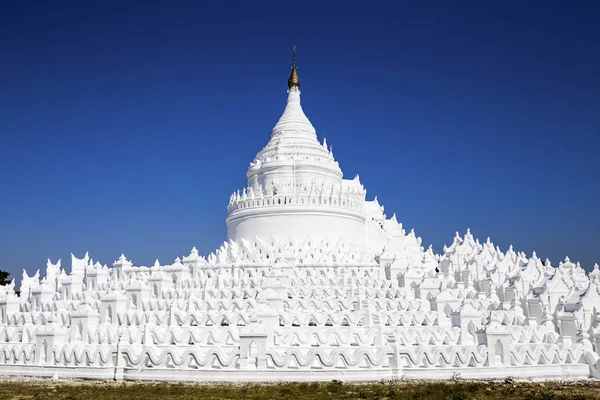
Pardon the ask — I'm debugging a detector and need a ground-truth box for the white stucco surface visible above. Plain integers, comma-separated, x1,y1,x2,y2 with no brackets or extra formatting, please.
1,59,599,382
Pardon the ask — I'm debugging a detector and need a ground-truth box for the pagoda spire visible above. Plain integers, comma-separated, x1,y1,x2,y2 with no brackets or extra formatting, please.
288,46,300,89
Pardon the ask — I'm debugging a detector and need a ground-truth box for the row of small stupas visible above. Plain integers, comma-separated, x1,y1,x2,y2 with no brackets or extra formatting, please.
1,228,599,381
1,50,599,381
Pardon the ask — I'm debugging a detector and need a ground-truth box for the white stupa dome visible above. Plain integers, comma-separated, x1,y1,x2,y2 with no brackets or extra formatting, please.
226,51,367,247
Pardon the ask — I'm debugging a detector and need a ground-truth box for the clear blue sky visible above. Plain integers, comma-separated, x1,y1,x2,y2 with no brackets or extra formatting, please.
1,1,599,282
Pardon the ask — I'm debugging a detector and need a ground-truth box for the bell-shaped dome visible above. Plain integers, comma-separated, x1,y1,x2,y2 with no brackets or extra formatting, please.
226,49,367,248
246,54,342,189
271,87,316,138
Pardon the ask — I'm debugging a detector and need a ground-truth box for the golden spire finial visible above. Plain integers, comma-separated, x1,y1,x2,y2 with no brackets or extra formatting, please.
288,46,300,89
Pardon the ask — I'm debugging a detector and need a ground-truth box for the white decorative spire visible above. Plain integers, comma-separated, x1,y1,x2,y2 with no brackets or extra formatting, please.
272,47,316,138
288,45,300,89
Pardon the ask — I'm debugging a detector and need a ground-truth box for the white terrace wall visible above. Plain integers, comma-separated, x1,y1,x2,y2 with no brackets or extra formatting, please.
0,246,598,381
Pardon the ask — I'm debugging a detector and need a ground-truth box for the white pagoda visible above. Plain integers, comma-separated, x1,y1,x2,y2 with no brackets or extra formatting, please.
1,50,599,381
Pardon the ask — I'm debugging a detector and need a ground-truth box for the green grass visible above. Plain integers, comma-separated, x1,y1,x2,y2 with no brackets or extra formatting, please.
0,379,599,400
